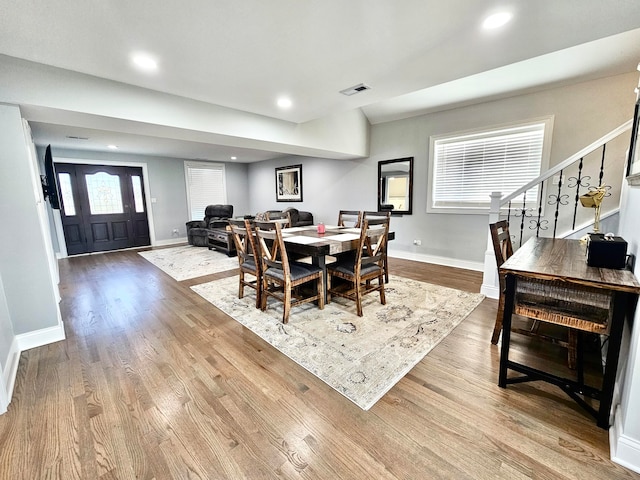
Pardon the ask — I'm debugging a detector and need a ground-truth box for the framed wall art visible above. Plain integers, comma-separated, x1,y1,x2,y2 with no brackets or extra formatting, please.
275,164,303,202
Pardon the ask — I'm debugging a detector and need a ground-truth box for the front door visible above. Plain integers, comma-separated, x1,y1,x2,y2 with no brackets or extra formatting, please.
56,163,150,255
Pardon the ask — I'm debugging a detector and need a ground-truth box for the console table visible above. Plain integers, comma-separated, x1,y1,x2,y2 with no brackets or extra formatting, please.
499,237,640,429
208,228,236,256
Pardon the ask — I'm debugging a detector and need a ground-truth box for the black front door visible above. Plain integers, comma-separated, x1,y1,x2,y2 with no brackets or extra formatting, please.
56,163,150,255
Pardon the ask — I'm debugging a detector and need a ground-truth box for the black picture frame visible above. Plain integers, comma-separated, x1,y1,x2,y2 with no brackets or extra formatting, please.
275,164,303,202
626,98,640,186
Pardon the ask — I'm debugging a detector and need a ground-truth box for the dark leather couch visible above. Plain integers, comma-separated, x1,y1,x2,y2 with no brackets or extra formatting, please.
257,207,313,227
186,204,234,246
283,207,313,227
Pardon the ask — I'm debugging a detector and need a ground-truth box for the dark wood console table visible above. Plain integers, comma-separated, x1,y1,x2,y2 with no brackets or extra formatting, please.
499,237,640,429
208,228,236,256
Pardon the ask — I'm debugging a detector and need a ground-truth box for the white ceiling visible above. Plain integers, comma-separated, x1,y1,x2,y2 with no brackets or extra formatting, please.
1,0,640,161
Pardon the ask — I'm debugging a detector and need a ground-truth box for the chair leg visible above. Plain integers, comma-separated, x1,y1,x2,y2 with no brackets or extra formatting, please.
317,275,325,310
260,277,268,311
491,294,505,344
384,257,389,283
355,280,363,317
283,285,291,324
238,271,244,299
255,276,262,309
379,273,386,305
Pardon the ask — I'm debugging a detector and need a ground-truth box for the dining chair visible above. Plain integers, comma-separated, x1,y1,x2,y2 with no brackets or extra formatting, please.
337,210,362,228
489,220,578,369
265,210,291,227
363,210,391,283
228,219,262,308
254,221,324,323
327,216,389,316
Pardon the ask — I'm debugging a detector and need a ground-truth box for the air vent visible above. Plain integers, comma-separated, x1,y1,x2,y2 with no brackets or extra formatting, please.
339,83,371,96
66,135,89,140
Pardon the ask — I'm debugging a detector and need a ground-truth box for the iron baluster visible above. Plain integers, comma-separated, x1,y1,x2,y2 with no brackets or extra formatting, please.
599,143,606,187
535,181,544,237
519,191,527,247
550,169,565,238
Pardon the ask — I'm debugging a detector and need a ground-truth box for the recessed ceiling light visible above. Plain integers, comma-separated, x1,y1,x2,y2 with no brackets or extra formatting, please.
482,12,513,30
107,145,118,150
230,156,237,160
131,53,158,72
277,97,292,109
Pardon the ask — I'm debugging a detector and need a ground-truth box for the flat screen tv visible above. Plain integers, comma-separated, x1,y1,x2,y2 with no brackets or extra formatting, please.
41,145,60,209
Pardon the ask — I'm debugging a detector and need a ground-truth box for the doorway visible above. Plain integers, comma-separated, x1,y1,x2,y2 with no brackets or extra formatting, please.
56,163,151,255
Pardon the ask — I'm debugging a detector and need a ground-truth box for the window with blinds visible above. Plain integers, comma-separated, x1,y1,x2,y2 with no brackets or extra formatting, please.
428,118,552,213
184,162,227,220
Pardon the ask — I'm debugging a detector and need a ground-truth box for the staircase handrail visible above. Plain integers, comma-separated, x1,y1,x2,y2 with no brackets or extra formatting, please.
499,119,632,207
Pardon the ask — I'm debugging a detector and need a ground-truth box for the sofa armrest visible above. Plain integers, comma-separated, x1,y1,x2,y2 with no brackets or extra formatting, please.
186,220,206,230
208,218,229,229
296,211,314,226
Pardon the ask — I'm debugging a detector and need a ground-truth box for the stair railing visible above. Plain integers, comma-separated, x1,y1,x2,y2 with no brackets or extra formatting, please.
481,119,633,299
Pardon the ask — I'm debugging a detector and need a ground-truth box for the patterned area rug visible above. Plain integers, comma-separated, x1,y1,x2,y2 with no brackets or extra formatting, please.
138,245,238,281
192,276,484,410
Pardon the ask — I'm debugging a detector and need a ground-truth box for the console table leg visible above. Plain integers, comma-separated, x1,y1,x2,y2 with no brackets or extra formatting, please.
597,291,628,429
499,274,516,388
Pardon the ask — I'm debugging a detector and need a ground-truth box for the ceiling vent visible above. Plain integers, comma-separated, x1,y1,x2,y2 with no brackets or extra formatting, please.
66,135,89,140
339,83,371,96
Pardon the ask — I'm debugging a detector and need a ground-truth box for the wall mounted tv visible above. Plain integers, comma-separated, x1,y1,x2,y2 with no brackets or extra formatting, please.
41,145,60,209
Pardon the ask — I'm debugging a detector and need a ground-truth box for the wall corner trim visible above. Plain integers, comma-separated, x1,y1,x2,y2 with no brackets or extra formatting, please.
610,405,640,474
16,323,66,352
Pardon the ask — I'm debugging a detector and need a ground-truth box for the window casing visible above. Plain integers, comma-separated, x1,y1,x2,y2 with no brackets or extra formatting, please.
427,117,553,214
184,162,227,220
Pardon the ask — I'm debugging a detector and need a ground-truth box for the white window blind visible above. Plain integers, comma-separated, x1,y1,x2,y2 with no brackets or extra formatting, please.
184,162,227,220
430,120,550,211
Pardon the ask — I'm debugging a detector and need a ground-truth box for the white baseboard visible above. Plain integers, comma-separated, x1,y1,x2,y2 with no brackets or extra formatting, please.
480,284,500,299
16,322,66,352
0,322,66,416
0,337,20,414
389,248,484,272
610,405,640,474
154,237,188,247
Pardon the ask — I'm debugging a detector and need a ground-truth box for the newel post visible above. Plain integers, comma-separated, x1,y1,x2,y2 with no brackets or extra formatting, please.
480,192,503,299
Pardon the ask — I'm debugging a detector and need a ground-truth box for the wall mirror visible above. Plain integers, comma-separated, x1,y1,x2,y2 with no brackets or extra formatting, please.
378,157,414,214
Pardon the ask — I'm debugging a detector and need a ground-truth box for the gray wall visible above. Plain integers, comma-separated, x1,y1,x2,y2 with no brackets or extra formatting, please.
248,156,373,222
0,273,14,372
0,104,59,335
247,72,638,267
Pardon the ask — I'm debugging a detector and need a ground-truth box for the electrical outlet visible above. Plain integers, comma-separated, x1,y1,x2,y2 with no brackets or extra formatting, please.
413,239,422,246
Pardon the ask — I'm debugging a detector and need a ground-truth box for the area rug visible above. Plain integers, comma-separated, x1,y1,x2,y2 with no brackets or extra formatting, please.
191,276,484,410
138,245,238,281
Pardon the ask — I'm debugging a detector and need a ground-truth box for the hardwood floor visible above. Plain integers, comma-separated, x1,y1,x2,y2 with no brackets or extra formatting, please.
0,250,638,479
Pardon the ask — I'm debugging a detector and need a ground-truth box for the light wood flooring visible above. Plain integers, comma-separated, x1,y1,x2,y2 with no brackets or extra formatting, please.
0,249,638,479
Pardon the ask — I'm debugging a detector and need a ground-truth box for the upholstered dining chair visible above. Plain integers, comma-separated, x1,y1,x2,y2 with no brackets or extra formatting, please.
229,218,262,308
327,216,389,316
337,210,362,228
254,221,324,323
489,220,577,369
363,210,391,283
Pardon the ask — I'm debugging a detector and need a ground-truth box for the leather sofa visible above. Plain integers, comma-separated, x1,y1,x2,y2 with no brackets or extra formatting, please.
186,204,234,246
256,207,313,227
283,207,313,227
